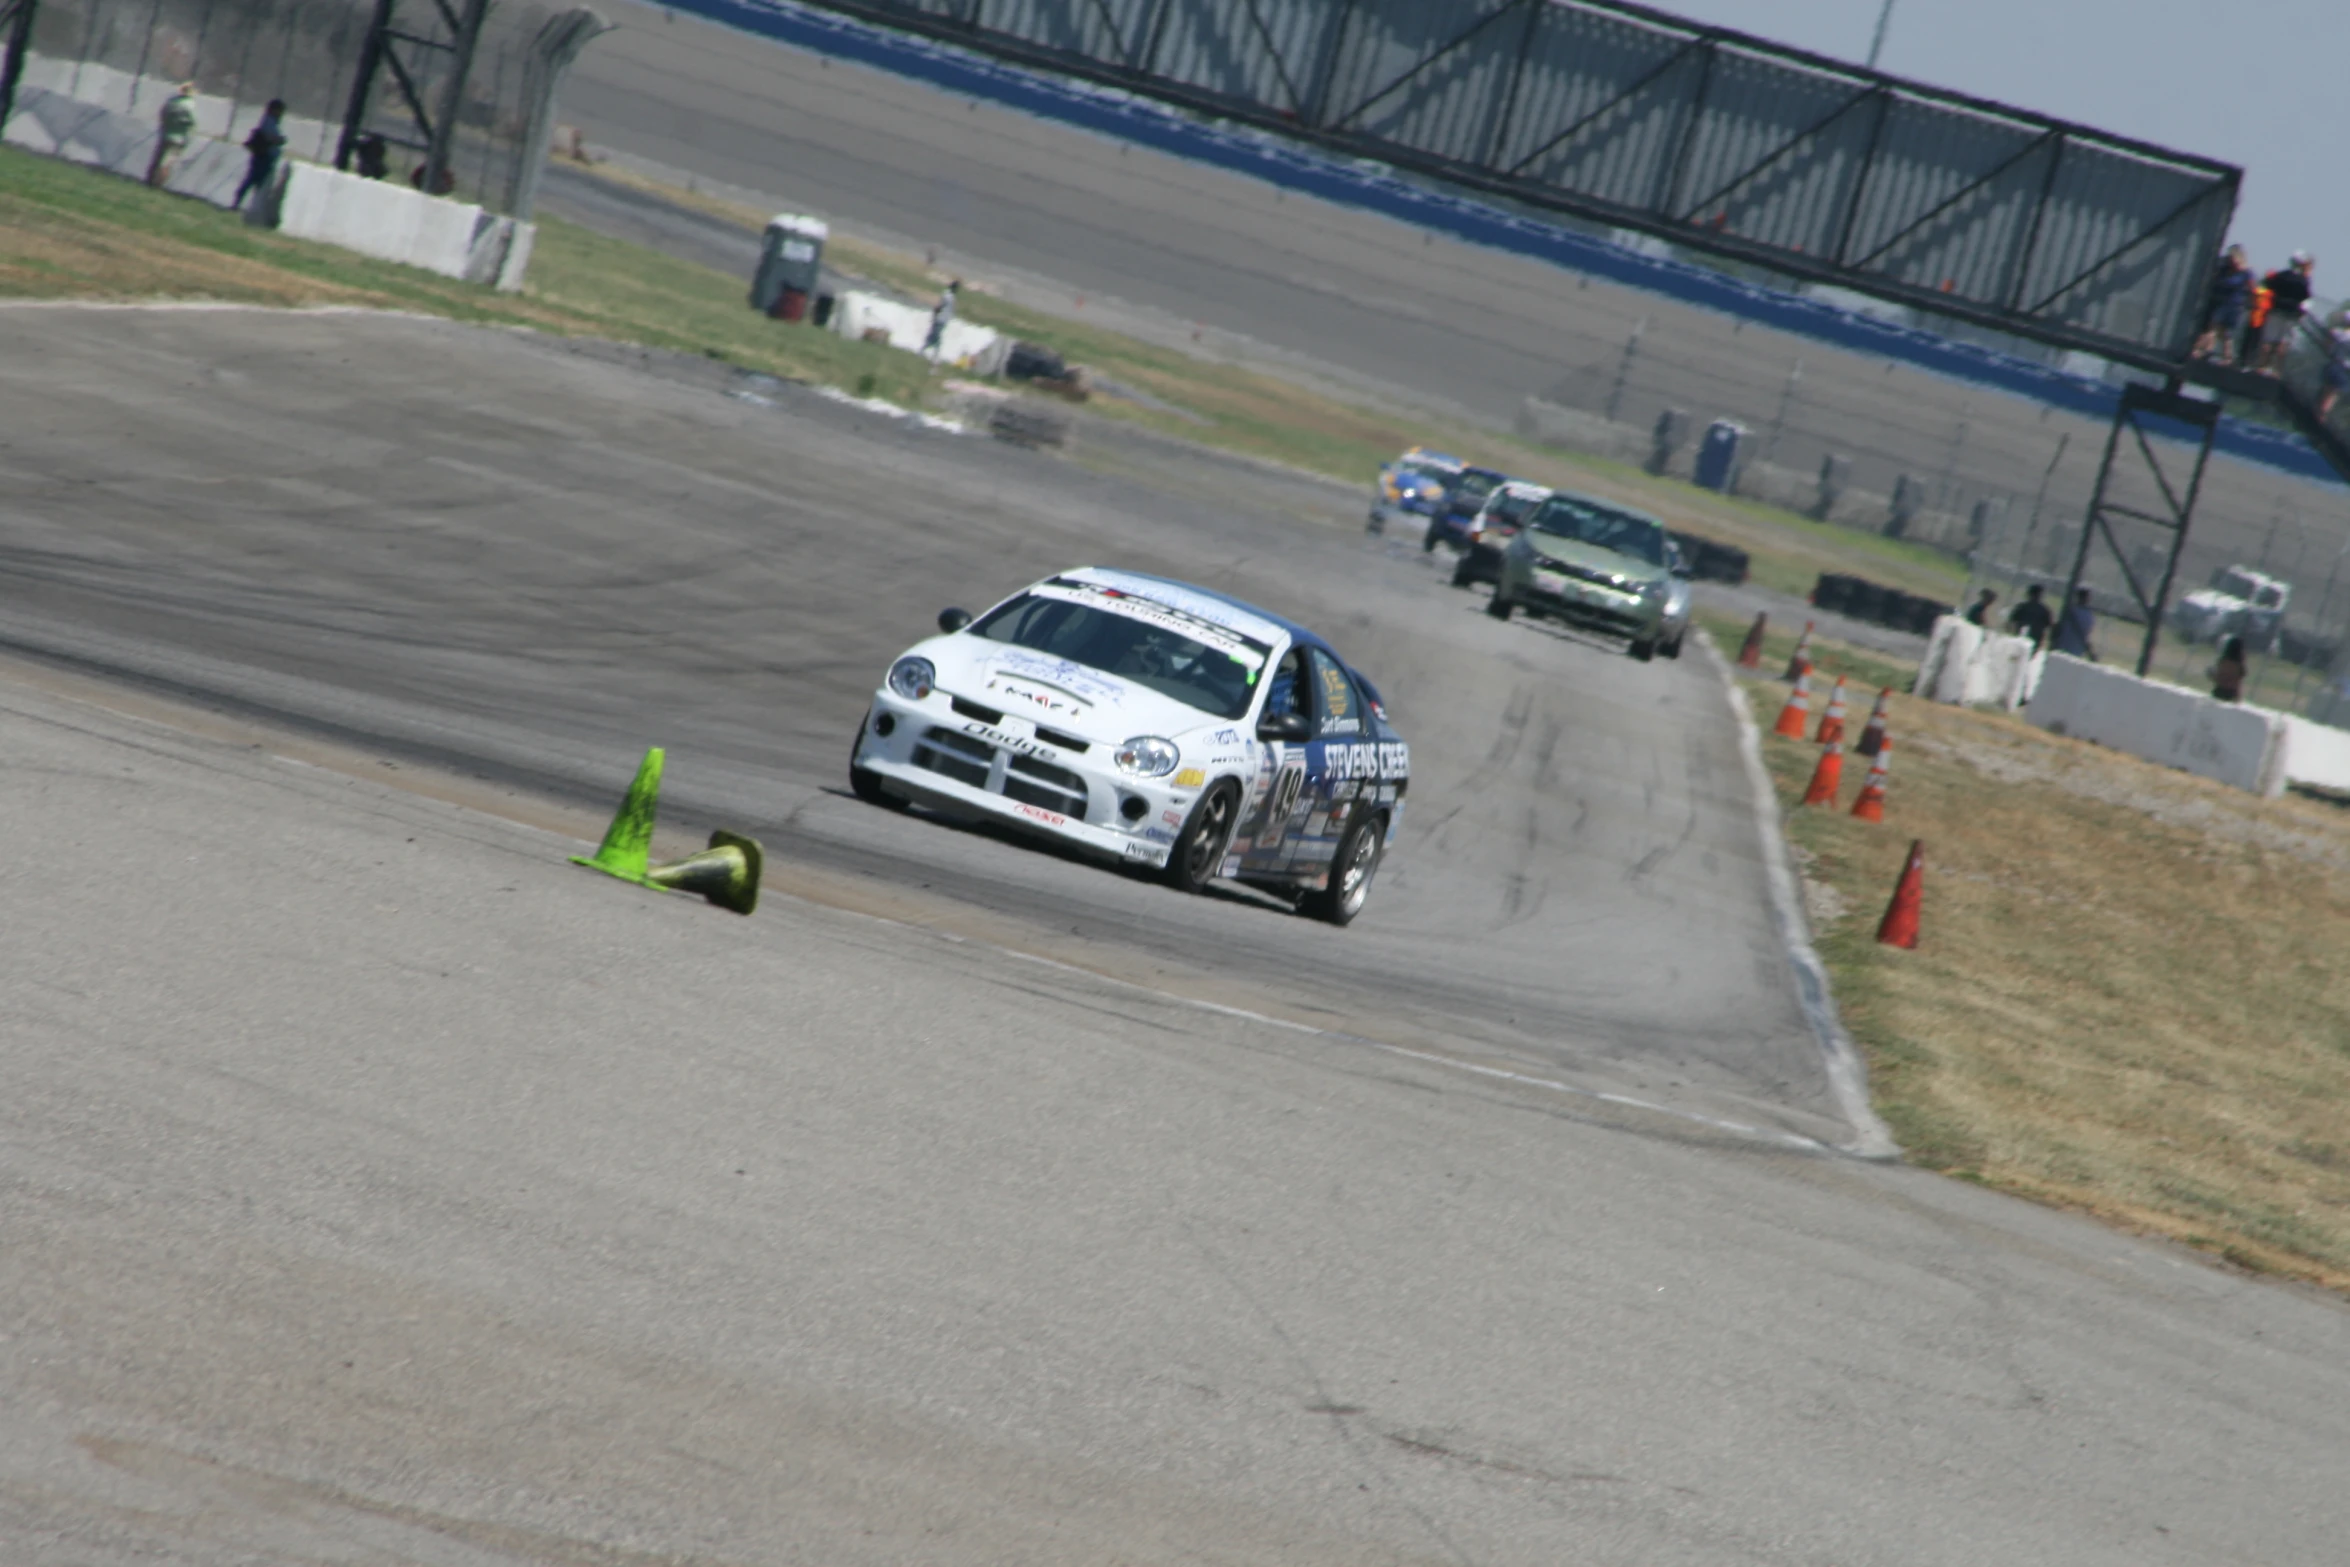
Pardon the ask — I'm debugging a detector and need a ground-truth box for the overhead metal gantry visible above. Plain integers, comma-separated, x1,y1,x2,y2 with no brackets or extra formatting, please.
799,0,2241,371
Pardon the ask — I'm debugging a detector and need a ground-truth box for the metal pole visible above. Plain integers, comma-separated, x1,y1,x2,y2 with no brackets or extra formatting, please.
335,0,395,169
2135,407,2218,678
2059,398,2133,658
421,0,489,196
0,0,36,132
1606,318,1645,425
1865,0,1897,70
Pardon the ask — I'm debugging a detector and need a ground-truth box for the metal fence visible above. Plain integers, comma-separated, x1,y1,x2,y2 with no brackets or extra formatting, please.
1518,302,2350,717
786,0,2241,368
12,0,582,214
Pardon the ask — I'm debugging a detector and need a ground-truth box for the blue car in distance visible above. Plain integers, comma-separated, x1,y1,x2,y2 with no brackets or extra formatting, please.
1367,446,1462,534
1420,465,1512,553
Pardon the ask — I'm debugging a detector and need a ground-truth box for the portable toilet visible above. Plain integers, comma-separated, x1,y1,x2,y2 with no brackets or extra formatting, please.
1695,419,1747,493
750,214,829,322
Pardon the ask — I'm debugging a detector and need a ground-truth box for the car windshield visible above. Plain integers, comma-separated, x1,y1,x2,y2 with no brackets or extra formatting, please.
1489,489,1543,527
1526,494,1667,566
971,587,1270,719
1448,470,1502,507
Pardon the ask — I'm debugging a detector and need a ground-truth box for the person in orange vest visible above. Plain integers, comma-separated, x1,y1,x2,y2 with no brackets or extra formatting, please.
2246,280,2273,370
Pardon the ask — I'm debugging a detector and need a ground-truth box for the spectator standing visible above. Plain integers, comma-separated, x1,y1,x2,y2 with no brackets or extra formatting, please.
2209,636,2248,703
2255,252,2316,373
1962,587,1997,627
2194,245,2254,364
2005,584,2054,650
232,99,287,213
147,82,199,189
922,279,961,362
2053,587,2097,661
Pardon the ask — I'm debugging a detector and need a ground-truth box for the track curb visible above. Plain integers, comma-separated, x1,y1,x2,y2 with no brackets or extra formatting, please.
1698,628,1902,1163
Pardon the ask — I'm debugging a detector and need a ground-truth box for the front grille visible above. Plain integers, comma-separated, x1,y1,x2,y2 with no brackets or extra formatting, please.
911,726,1092,819
912,726,993,789
950,696,1003,725
1541,558,1622,588
1033,725,1089,753
1003,753,1089,817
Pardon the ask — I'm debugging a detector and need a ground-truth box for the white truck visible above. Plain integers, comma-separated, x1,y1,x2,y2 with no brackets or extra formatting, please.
2171,565,2291,650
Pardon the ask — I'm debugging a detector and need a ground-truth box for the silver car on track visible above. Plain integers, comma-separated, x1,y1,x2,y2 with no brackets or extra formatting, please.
1486,492,1675,661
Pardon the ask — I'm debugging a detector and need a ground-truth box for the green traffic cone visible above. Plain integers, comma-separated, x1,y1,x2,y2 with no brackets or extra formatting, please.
572,746,664,886
646,829,764,916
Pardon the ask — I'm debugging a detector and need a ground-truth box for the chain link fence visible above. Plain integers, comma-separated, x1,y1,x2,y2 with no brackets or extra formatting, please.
1515,300,2350,721
7,0,583,214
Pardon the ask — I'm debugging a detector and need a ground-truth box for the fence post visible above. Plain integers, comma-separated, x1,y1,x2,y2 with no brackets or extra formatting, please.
0,0,38,130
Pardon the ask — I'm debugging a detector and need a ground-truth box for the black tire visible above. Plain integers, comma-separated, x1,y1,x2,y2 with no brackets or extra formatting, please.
1627,635,1657,662
849,717,908,810
1421,522,1442,553
1486,586,1515,621
1366,509,1384,535
1303,813,1383,926
1663,631,1684,660
1450,556,1476,588
1163,782,1239,894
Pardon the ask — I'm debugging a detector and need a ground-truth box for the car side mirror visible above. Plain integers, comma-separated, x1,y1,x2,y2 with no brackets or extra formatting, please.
937,607,972,633
1257,711,1312,743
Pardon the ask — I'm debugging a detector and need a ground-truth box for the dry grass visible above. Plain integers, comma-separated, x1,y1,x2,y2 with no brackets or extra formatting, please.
1737,645,2350,1289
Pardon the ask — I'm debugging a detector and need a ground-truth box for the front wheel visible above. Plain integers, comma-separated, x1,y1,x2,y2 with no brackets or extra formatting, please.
1421,523,1442,554
1163,783,1239,894
1486,586,1515,621
1450,556,1476,588
1627,635,1657,662
1303,814,1383,926
1662,630,1684,660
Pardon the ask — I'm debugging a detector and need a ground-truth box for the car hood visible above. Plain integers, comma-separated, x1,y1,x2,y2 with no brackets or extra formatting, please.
914,635,1243,744
1520,534,1667,585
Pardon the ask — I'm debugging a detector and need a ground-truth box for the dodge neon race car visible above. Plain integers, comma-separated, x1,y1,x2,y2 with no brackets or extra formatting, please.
850,567,1410,925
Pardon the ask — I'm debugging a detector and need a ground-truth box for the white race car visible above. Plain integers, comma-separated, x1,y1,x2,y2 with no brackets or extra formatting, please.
851,567,1411,925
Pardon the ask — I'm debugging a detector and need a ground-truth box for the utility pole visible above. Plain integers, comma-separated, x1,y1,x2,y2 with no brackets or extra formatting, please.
1866,0,1898,70
1605,318,1646,425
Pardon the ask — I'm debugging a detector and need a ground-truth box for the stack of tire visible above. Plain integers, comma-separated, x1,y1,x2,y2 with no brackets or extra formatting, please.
1812,573,1949,636
1665,531,1750,585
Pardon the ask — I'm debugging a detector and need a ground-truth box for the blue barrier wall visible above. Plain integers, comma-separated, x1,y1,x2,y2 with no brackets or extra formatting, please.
662,0,2339,490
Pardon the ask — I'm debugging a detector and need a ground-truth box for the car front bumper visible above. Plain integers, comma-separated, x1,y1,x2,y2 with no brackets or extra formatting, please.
853,691,1190,869
1514,569,1664,639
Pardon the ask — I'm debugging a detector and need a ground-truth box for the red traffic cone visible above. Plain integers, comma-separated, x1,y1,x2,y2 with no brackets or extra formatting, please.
1736,612,1767,669
1853,687,1892,757
1772,667,1814,739
1849,737,1890,822
1801,738,1844,806
1782,620,1815,682
1875,840,1924,948
1814,676,1849,745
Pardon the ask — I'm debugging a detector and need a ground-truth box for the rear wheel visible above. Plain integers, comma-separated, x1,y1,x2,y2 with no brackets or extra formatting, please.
1303,814,1383,926
1421,521,1442,553
1163,783,1239,894
850,717,908,810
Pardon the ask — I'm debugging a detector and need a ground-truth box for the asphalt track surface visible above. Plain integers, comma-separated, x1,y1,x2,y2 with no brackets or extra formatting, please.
8,305,2350,1565
552,2,2339,578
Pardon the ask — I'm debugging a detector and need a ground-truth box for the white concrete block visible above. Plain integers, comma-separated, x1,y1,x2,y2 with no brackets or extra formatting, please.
2270,713,2350,795
2030,655,2287,796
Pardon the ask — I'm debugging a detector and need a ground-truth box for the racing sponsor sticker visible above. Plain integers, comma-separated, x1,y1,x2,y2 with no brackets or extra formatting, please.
1010,801,1068,828
988,651,1125,705
1322,741,1410,781
1173,767,1206,788
963,720,1053,757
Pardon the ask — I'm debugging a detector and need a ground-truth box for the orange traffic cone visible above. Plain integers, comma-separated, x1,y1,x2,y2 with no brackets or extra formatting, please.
1736,612,1767,669
1814,676,1849,745
1782,620,1815,681
1849,738,1890,822
1801,738,1844,806
1772,667,1813,739
1853,687,1892,757
1876,840,1924,948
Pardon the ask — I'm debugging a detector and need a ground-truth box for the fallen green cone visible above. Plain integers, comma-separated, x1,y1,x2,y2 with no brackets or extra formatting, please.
573,747,764,915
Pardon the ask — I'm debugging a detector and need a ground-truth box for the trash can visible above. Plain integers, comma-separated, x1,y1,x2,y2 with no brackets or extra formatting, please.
1694,419,1746,493
750,213,829,322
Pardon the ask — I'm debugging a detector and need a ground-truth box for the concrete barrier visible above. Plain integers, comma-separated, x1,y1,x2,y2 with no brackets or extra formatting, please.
263,162,532,288
2029,655,2288,797
2270,713,2350,796
1915,616,2040,710
830,290,1001,366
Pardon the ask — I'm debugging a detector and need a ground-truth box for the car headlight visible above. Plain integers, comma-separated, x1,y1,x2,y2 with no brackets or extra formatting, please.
1113,736,1180,778
887,656,936,701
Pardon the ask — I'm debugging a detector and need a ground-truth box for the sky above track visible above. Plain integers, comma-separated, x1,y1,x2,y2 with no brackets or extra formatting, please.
1671,0,2348,294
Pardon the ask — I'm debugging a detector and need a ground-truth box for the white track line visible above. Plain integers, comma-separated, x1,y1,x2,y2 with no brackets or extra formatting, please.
1698,628,1901,1162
